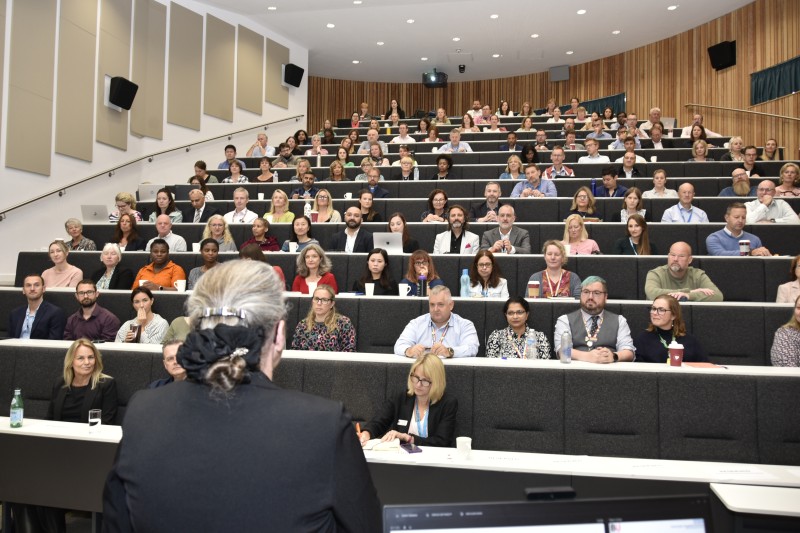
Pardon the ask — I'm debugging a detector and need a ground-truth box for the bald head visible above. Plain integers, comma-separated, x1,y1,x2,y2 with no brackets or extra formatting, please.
155,214,172,237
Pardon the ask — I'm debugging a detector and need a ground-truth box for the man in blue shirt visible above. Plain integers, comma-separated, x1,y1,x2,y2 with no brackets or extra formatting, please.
706,202,772,256
511,165,557,198
595,166,628,198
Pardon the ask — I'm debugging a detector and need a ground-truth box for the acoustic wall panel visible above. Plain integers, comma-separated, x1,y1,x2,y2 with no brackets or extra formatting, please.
6,0,57,175
0,0,7,155
55,0,99,161
266,38,289,109
203,15,234,121
236,25,263,114
96,0,133,150
131,0,166,139
166,2,202,130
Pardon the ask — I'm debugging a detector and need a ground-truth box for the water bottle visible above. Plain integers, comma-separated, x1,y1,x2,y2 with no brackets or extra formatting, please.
273,169,279,182
417,275,428,297
10,388,23,428
316,154,321,168
413,166,419,180
590,177,596,197
303,201,312,218
459,269,470,298
524,333,537,360
385,123,391,135
559,331,572,364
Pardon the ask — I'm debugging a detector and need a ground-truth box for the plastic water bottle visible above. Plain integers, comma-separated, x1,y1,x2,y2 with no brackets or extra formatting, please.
10,388,23,428
316,154,321,168
590,177,596,197
524,334,537,360
303,201,312,218
418,275,428,297
559,331,572,364
413,166,419,180
459,269,470,298
273,169,279,182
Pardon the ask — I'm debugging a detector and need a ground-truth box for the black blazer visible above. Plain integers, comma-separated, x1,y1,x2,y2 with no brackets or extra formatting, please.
328,229,374,253
91,266,135,290
363,390,458,447
102,373,381,532
8,300,67,340
369,186,390,199
119,237,147,251
352,278,399,295
181,204,220,223
611,237,659,255
47,376,118,424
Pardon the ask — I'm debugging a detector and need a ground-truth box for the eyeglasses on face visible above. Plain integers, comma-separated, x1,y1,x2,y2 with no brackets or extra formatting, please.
76,290,96,297
649,306,669,316
410,375,432,387
477,262,493,269
414,261,429,266
313,297,333,304
581,290,605,297
505,310,527,317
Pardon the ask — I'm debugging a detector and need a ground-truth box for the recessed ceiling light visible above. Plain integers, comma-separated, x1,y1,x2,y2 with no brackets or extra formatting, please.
406,19,415,24
566,50,574,55
492,54,500,58
577,9,586,15
490,14,499,19
531,33,539,38
352,60,360,64
267,6,277,10
667,5,678,10
376,41,384,46
421,57,428,61
612,30,621,35
326,23,335,28
353,0,362,4
452,37,461,42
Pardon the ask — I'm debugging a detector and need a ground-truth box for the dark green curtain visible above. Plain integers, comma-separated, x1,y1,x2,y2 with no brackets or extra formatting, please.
534,92,626,116
750,55,800,105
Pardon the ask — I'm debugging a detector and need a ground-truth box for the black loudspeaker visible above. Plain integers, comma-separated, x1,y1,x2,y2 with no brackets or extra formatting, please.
109,77,138,110
283,63,305,87
708,41,736,70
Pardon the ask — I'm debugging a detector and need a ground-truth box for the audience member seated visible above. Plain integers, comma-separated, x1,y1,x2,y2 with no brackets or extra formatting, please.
187,239,220,290
546,108,564,124
357,128,388,154
563,214,600,256
148,341,186,388
42,240,84,288
596,166,628,198
759,137,779,161
776,162,800,197
564,130,584,151
217,143,245,170
683,123,713,149
720,136,745,162
246,132,274,158
511,164,557,198
64,218,97,251
401,251,444,297
252,157,277,183
610,187,649,223
578,138,610,164
585,118,612,140
420,189,449,223
661,183,709,223
468,250,509,298
433,205,479,255
499,155,524,180
480,205,531,254
115,287,168,344
265,189,295,224
240,218,279,252
132,239,187,291
363,168,390,198
224,187,258,224
498,132,521,152
109,191,142,223
771,295,800,367
528,240,582,298
543,146,574,179
706,203,771,256
272,142,299,168
193,160,216,184
147,187,182,224
642,169,678,199
280,215,318,252
359,353,457,448
292,243,338,294
352,248,398,296
737,145,767,178
719,168,757,197
91,243,135,290
366,142,390,167
645,242,724,302
616,151,644,179
554,276,635,363
63,280,120,342
304,134,329,157
634,295,708,363
146,214,188,253
188,175,214,200
388,212,420,253
640,107,662,130
437,128,472,154
391,122,416,142
776,255,800,303
393,155,418,182
238,244,286,286
328,160,348,182
470,182,504,222
162,316,190,344
613,137,647,164
611,214,658,255
568,188,602,221
202,215,237,252
533,129,551,152
328,207,374,253
745,180,799,224
394,286,479,358
520,144,540,165
459,114,480,133
353,190,379,225
486,297,551,359
9,274,66,340
291,284,355,352
184,188,220,223
609,126,636,150
648,122,672,149
289,172,320,200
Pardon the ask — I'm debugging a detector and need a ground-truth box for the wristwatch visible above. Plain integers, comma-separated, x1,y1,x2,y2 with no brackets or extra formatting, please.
447,348,454,358
612,352,619,362
159,285,163,291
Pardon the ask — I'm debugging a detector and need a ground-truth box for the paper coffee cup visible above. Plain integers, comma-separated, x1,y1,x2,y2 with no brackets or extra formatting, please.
173,279,186,292
563,244,570,255
650,155,657,162
258,193,265,200
456,436,472,460
364,283,375,296
306,281,317,294
289,242,299,253
310,210,319,223
738,240,750,256
668,340,684,367
527,281,540,298
139,280,146,286
192,242,200,253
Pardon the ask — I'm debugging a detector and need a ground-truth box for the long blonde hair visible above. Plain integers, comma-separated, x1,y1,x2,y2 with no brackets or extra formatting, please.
63,339,111,390
202,215,235,244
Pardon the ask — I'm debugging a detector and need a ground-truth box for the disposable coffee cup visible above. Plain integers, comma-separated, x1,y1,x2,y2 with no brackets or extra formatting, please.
289,242,299,253
258,193,265,200
650,155,657,162
563,244,570,254
527,281,540,298
192,242,200,253
310,210,319,223
456,436,472,460
139,280,147,286
724,142,730,149
306,281,317,294
364,283,375,296
738,240,751,256
88,409,102,433
173,279,186,292
398,283,411,297
668,340,684,367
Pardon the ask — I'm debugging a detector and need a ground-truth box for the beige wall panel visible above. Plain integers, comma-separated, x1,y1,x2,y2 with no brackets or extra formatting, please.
96,0,132,150
61,0,97,34
6,0,56,175
131,0,166,139
236,25,263,114
0,0,7,152
203,15,234,121
166,2,202,130
266,38,288,109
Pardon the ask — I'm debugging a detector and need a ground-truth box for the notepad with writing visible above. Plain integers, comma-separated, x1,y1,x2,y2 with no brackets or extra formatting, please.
362,438,401,451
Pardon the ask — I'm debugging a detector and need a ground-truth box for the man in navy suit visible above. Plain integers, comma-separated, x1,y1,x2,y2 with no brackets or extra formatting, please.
498,132,522,152
183,189,220,223
365,168,390,198
328,207,374,253
9,274,67,340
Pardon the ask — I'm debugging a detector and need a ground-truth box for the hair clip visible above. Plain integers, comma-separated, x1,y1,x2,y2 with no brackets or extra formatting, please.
230,347,249,359
201,307,246,320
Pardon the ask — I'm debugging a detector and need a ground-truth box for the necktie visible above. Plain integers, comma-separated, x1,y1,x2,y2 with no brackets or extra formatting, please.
589,316,599,337
194,209,201,223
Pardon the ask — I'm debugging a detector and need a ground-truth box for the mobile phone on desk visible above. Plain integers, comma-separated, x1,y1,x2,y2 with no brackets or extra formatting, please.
400,442,422,454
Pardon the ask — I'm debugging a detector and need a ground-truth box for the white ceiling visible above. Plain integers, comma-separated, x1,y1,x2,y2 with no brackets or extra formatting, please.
198,0,752,83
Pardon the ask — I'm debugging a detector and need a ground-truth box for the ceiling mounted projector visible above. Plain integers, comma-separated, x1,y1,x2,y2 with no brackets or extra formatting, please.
422,69,448,88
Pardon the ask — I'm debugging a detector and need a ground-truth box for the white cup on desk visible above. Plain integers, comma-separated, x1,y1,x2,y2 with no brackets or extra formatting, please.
258,192,265,200
364,283,375,296
174,280,186,292
192,242,200,253
307,281,317,294
456,436,472,460
398,283,411,298
88,409,102,433
289,242,299,253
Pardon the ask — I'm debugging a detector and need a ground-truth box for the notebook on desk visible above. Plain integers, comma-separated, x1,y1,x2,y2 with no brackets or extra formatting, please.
384,495,711,532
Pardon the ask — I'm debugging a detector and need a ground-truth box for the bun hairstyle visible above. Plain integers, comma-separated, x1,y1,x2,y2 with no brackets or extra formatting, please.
179,260,287,394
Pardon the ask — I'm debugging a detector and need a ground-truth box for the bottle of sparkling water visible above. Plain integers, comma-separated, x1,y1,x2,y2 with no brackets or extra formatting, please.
524,333,537,360
559,331,572,364
10,388,24,428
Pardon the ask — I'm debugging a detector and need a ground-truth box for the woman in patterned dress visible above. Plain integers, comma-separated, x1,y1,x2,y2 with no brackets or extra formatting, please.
486,297,551,359
291,284,355,352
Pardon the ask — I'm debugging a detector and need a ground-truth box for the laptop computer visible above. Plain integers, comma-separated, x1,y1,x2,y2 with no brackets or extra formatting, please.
138,183,164,202
383,495,711,532
81,205,109,223
372,232,404,255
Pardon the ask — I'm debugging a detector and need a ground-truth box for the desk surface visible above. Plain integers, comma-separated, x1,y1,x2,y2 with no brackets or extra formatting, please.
710,482,800,517
0,416,122,443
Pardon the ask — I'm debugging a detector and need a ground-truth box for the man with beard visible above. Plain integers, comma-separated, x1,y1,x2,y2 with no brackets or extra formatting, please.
706,202,772,256
433,205,479,255
511,164,557,198
644,242,723,302
63,280,121,341
554,276,635,363
719,169,757,197
328,206,374,253
9,274,67,339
